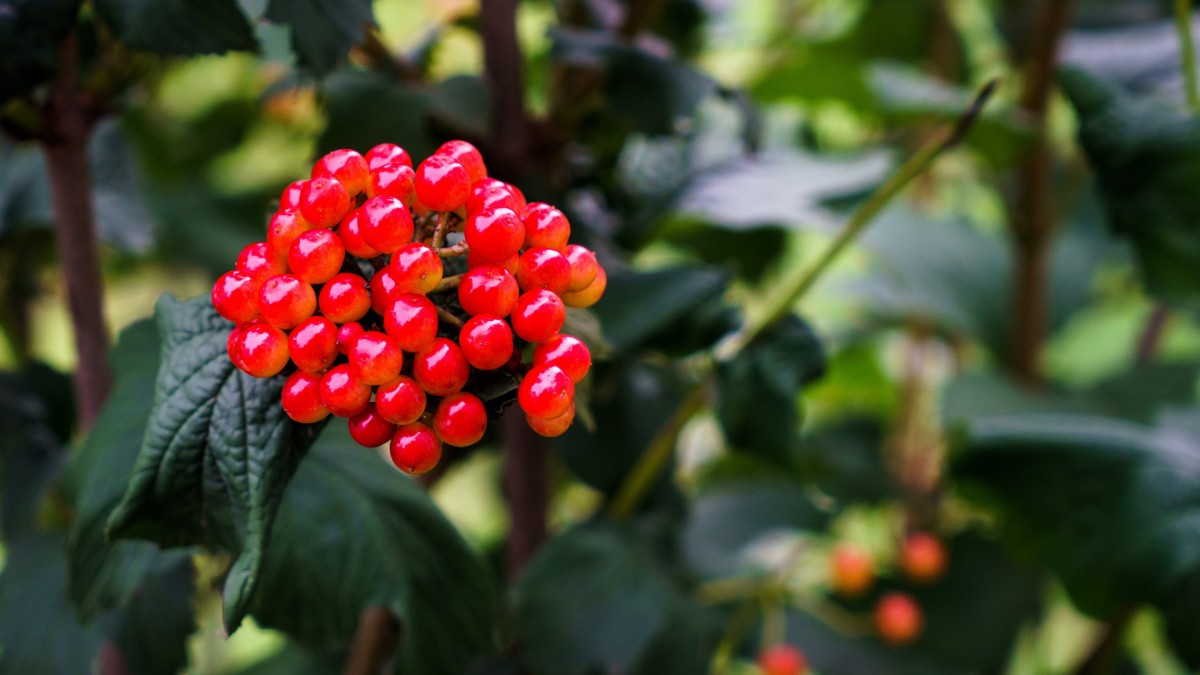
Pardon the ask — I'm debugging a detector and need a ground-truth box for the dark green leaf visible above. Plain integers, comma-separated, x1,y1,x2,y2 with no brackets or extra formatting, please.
592,265,731,354
318,70,435,159
266,0,373,74
107,294,319,632
94,0,256,55
249,424,498,675
0,0,81,102
229,642,341,675
0,362,72,537
796,417,892,504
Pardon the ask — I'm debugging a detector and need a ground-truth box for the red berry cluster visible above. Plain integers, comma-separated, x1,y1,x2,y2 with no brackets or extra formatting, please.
212,141,606,475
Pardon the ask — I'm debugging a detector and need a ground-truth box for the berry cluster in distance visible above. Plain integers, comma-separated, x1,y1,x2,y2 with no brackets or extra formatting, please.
212,141,605,475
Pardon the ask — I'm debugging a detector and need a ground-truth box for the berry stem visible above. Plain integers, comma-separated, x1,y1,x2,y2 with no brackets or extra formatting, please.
342,607,400,675
433,273,465,292
431,212,450,248
435,306,464,329
437,241,470,258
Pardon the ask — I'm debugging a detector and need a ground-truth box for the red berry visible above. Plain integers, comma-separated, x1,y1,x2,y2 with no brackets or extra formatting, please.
561,266,606,308
467,178,521,215
349,330,404,385
267,209,313,259
459,315,514,370
564,244,599,292
413,338,470,396
464,206,524,263
369,161,416,203
258,274,316,329
436,140,487,184
337,322,364,355
281,371,330,423
415,154,471,212
300,176,351,228
348,403,398,447
360,196,415,254
280,180,307,210
517,247,571,294
384,293,439,353
901,532,948,584
338,208,380,259
876,593,923,646
526,403,574,437
511,289,565,343
522,203,570,251
458,265,519,317
467,249,519,275
319,364,372,417
758,645,808,675
518,365,573,420
237,241,286,282
288,228,345,285
313,149,369,196
433,392,487,447
830,544,873,597
288,316,338,372
532,334,591,383
365,143,412,171
318,272,371,323
390,243,444,294
236,323,289,378
389,423,442,474
370,266,403,315
375,375,427,425
227,324,249,369
212,270,261,324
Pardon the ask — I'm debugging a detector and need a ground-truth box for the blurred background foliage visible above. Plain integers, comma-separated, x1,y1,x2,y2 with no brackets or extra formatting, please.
6,0,1200,673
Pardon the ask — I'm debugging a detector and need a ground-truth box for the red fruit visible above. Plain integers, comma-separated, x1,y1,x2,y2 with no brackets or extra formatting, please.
389,423,442,474
413,338,470,396
236,324,289,378
212,271,261,324
436,140,487,184
384,293,439,353
300,176,351,228
830,543,873,597
318,273,371,324
467,249,519,275
876,593,923,646
390,243,444,294
338,208,380,259
288,228,346,284
369,161,416,203
227,324,248,369
522,203,570,251
259,274,316,329
365,143,412,171
370,266,403,315
280,180,307,210
267,209,312,259
375,376,427,425
433,392,487,447
237,241,286,282
464,207,524,263
526,404,574,437
459,315,514,370
313,148,369,196
348,404,398,447
319,364,372,417
360,196,415,254
467,178,521,215
349,331,404,385
564,244,599,292
561,266,606,308
517,247,571,294
458,265,519,317
288,316,338,372
532,334,591,383
337,322,365,355
758,645,808,675
281,371,330,423
901,532,948,584
518,365,573,420
511,289,565,343
415,154,471,211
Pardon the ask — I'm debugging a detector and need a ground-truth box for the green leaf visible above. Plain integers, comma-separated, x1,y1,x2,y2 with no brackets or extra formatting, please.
0,0,81,102
317,70,435,159
796,417,892,504
1061,67,1200,302
248,424,498,674
266,0,373,74
107,294,319,632
716,315,826,465
0,362,72,537
94,0,256,55
229,643,341,675
592,265,732,355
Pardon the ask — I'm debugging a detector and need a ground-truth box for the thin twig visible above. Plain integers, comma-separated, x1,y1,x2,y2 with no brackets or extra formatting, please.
1176,0,1200,113
433,273,465,293
342,608,400,675
437,242,469,258
431,212,450,248
435,306,464,328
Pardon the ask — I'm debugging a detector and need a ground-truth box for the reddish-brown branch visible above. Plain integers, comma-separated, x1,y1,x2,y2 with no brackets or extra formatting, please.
503,408,549,580
44,31,111,429
480,0,531,177
1136,305,1171,364
342,608,400,675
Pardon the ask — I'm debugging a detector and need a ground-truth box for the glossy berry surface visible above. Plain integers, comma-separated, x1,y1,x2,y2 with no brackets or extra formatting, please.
336,322,364,355
465,207,524,263
299,176,351,228
517,247,571,294
413,338,470,396
369,162,416,202
467,178,521,215
433,392,487,447
348,404,397,448
389,423,442,474
258,274,316,329
459,315,513,370
901,532,948,584
390,243,443,294
532,334,591,383
360,196,414,254
518,365,574,420
279,180,306,210
237,241,285,281
236,324,289,378
458,265,519,317
337,208,379,259
876,593,923,646
415,154,470,212
375,376,426,425
370,267,403,315
758,645,808,675
561,266,607,308
511,289,566,343
436,140,487,184
320,365,372,417
830,543,873,597
468,249,519,275
366,143,411,171
288,228,345,284
349,331,404,385
318,273,371,324
384,293,439,353
564,244,599,292
212,271,261,324
288,316,338,372
267,209,311,259
281,372,330,424
527,404,574,438
522,203,570,251
313,149,369,196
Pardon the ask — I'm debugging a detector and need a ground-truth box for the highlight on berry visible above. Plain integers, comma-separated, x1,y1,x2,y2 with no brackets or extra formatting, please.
214,141,604,474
